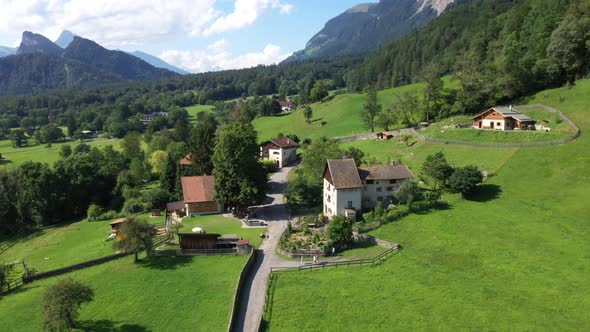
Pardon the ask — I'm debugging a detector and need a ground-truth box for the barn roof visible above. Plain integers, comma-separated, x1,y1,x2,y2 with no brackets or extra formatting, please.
166,200,185,212
358,164,414,180
181,176,216,203
472,106,534,122
324,159,363,189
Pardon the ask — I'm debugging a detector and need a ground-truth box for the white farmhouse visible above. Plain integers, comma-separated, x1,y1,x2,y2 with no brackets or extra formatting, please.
260,137,299,168
323,159,414,220
471,106,535,130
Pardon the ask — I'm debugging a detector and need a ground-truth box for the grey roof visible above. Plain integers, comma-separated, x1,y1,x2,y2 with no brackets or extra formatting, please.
325,159,363,189
358,164,414,181
473,106,534,122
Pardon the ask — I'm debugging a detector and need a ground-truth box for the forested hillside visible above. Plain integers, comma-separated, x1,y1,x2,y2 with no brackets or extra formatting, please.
347,0,590,112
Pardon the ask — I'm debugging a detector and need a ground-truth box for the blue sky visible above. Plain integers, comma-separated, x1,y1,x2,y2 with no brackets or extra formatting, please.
0,0,373,72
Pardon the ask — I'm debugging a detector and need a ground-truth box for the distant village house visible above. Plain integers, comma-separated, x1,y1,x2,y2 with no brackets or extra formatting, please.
471,106,535,131
323,159,414,220
260,137,299,168
141,112,168,125
279,100,294,112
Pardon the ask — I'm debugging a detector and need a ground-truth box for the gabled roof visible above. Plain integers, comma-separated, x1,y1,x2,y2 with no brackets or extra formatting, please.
324,159,363,189
358,164,414,181
279,100,293,107
263,137,300,149
471,106,534,122
179,153,192,165
181,176,216,203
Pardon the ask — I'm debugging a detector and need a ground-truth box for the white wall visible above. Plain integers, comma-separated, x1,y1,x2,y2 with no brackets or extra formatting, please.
482,119,507,130
361,179,405,209
323,179,362,219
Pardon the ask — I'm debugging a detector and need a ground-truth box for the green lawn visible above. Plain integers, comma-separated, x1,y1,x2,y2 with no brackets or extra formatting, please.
0,213,164,272
0,254,248,331
186,104,214,123
263,80,590,330
178,214,264,248
0,137,121,168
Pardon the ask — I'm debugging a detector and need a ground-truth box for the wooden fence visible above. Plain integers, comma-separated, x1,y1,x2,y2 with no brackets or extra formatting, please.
271,245,398,273
0,278,23,294
227,248,256,332
276,247,328,258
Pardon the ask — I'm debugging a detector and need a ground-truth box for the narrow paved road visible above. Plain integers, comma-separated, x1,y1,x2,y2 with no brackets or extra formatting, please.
234,163,300,332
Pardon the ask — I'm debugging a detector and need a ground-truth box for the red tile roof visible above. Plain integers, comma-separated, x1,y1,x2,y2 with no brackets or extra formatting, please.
181,176,216,203
179,153,192,165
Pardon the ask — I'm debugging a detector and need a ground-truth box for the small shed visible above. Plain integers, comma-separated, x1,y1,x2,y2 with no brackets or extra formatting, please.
376,131,395,141
166,200,186,220
178,233,221,250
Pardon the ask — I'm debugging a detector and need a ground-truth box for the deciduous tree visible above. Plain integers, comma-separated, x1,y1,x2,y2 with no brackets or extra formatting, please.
362,87,382,133
42,278,94,332
112,218,156,263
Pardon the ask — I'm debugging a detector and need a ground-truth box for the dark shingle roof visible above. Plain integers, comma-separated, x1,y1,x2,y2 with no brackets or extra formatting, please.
325,159,363,189
166,200,185,211
358,165,414,181
181,176,216,203
265,137,299,149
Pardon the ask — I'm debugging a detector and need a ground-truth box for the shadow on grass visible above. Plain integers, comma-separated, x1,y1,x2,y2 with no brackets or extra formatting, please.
77,320,149,332
0,284,40,300
0,159,12,165
465,184,502,202
140,255,193,270
413,201,452,215
311,118,324,123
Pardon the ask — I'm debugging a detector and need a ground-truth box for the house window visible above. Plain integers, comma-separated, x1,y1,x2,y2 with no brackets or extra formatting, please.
386,187,394,191
376,187,382,192
348,201,353,208
377,197,383,202
497,122,501,126
327,195,331,203
366,180,374,184
272,151,280,155
389,179,397,184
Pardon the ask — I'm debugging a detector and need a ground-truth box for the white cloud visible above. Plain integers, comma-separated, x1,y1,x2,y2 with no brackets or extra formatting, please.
0,0,292,47
0,0,221,47
203,0,293,36
160,40,290,73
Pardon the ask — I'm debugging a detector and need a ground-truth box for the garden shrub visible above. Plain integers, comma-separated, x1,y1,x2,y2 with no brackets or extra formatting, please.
86,204,103,221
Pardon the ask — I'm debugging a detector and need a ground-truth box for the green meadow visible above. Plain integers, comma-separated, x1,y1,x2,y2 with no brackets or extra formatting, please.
0,137,121,168
179,214,264,248
0,254,247,332
263,81,590,330
0,213,164,272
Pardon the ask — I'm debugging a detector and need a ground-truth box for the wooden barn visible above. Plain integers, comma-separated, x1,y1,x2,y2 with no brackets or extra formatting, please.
181,176,223,216
110,218,128,240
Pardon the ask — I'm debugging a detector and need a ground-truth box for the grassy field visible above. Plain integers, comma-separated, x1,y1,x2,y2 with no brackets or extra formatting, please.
422,106,577,143
0,213,164,272
186,104,214,123
0,137,121,168
179,214,264,248
253,77,459,142
263,80,590,331
0,254,248,331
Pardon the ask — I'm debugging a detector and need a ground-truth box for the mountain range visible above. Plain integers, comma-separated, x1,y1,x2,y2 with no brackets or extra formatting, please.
284,0,455,63
0,31,182,95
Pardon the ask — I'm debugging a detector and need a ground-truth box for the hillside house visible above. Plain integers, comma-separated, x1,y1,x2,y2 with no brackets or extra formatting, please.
471,106,535,130
323,159,414,220
279,100,294,112
140,111,168,125
260,137,299,168
180,176,223,216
